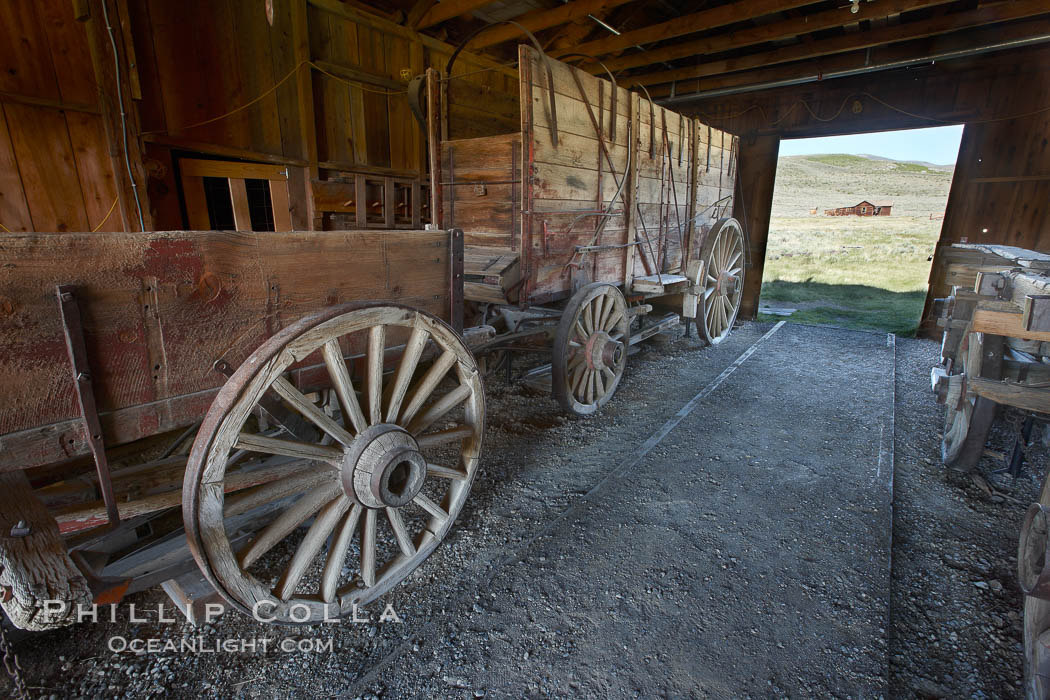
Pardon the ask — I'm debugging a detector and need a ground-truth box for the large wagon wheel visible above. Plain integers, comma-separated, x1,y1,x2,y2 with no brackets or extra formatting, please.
941,331,997,469
699,218,745,345
552,283,629,416
1020,474,1050,698
184,303,484,623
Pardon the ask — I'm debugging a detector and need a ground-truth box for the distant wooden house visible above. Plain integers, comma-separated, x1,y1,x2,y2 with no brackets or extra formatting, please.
824,200,893,216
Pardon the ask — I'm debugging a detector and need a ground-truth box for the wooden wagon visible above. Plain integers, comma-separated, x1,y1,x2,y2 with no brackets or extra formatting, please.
0,228,485,628
928,243,1050,697
428,46,744,415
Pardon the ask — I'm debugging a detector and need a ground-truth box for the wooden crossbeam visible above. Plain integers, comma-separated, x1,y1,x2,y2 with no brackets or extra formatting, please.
633,0,1050,88
650,16,1050,101
599,0,957,73
559,0,817,62
416,0,494,30
469,0,639,50
306,0,516,79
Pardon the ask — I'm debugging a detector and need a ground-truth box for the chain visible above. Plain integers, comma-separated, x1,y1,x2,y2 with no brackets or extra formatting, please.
0,617,28,700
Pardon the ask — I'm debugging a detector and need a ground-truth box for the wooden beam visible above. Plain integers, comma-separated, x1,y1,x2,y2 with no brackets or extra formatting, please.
734,134,779,320
601,0,957,73
469,0,639,50
291,0,318,230
652,16,1050,99
83,0,152,231
632,0,1050,87
562,0,817,62
416,0,493,30
406,0,438,28
307,0,516,79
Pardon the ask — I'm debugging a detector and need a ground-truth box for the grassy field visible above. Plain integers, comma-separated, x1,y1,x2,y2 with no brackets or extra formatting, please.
757,153,954,335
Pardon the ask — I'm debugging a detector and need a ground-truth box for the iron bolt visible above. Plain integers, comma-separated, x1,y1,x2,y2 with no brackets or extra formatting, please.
59,292,73,302
10,520,30,537
76,371,91,383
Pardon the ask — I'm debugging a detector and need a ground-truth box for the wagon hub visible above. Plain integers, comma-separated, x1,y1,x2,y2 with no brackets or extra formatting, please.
341,424,426,509
717,271,739,297
584,330,624,371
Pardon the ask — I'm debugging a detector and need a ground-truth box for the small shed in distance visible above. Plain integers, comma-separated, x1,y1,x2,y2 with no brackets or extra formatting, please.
824,200,893,216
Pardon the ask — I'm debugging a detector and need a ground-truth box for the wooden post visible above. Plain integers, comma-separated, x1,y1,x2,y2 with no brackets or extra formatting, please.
622,91,640,288
290,0,318,230
82,0,153,232
733,133,779,320
425,68,443,228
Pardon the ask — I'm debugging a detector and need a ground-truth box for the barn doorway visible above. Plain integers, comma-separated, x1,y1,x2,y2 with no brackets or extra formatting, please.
757,125,963,336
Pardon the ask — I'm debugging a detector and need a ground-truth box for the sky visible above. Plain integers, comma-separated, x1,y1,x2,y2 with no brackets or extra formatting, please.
778,125,964,165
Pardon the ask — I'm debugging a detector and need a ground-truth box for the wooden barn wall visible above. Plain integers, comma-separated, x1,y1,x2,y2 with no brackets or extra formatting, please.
1,0,519,234
0,0,125,233
686,43,1050,333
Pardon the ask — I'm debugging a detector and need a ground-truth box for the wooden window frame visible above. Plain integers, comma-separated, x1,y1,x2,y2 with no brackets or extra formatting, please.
179,158,292,231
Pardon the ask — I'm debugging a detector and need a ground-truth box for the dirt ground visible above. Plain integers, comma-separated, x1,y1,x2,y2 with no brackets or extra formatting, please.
2,321,1041,699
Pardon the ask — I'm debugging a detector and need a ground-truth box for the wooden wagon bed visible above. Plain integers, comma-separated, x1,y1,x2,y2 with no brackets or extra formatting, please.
434,46,738,309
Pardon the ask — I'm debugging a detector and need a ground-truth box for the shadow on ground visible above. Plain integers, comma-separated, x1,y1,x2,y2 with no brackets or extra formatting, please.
758,279,926,335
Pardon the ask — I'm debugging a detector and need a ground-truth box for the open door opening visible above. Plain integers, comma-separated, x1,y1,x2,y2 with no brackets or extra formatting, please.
758,126,962,336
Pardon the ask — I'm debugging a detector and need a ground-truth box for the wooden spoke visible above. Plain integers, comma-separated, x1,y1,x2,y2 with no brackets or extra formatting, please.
427,462,468,480
570,364,588,397
386,326,429,422
594,368,606,399
602,366,616,385
234,433,344,464
416,424,474,448
224,469,333,518
322,340,368,434
386,507,416,557
706,273,719,285
574,320,589,342
320,504,362,603
271,376,355,446
360,508,377,587
274,496,352,600
406,382,472,435
399,350,457,425
367,325,385,425
413,493,448,521
238,481,341,569
584,368,596,404
591,295,604,334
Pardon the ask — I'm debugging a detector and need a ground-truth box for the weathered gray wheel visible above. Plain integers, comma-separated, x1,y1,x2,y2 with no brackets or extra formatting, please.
1021,476,1050,699
553,283,629,416
941,331,996,469
184,303,484,623
699,218,744,345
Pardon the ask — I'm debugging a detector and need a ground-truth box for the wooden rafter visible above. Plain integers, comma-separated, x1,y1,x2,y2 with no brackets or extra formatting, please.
416,0,494,30
599,0,958,73
633,0,1050,88
468,0,640,50
655,15,1050,101
559,0,818,61
306,0,516,78
406,0,438,28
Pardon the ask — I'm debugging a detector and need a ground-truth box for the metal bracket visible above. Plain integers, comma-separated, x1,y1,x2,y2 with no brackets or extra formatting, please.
56,285,120,526
450,228,464,334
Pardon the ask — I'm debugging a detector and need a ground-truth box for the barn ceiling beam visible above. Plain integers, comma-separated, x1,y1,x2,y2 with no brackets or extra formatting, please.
599,0,958,73
631,0,1050,88
415,0,496,30
556,0,819,62
657,15,1050,104
306,0,516,78
468,0,640,50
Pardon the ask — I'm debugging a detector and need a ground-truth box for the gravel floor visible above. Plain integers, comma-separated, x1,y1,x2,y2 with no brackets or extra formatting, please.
2,321,1043,699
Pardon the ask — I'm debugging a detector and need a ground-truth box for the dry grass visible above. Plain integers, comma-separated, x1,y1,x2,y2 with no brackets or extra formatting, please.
757,155,953,335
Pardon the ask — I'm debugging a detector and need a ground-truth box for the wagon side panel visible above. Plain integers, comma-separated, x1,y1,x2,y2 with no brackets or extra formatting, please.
523,47,633,305
0,229,453,472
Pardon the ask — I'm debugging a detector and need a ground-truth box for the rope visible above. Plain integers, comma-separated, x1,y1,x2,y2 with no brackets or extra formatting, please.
91,196,120,232
141,59,406,137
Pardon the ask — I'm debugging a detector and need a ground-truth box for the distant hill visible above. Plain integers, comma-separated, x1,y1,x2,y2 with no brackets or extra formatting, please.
772,153,955,217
